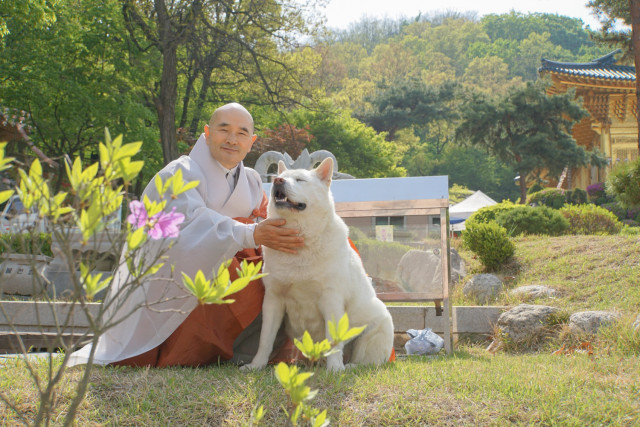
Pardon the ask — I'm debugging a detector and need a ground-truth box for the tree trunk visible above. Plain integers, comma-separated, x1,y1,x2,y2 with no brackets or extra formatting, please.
155,0,180,165
631,0,640,154
519,172,527,204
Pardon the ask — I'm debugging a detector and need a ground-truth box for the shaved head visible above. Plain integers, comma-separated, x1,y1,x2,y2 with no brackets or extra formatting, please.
210,103,254,134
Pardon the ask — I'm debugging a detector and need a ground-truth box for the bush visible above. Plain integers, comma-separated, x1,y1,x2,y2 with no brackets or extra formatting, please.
600,202,628,221
467,200,517,224
606,157,640,209
566,188,587,205
462,220,515,271
528,183,544,194
559,204,623,235
527,188,566,209
495,205,569,236
0,232,53,257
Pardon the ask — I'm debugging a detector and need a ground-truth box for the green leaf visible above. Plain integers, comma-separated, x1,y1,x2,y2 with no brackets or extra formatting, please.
0,189,14,205
127,227,146,250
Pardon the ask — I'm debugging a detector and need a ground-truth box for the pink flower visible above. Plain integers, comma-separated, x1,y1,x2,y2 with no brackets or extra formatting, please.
148,207,184,239
127,201,185,240
127,200,147,228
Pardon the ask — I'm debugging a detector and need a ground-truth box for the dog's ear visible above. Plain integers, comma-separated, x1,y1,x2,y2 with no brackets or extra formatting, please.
314,157,333,186
277,160,287,175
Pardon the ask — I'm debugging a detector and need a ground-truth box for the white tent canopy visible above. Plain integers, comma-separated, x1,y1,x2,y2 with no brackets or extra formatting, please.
449,190,497,230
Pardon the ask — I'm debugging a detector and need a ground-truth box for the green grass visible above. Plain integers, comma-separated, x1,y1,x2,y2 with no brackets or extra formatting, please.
1,235,640,425
2,348,638,425
453,234,640,314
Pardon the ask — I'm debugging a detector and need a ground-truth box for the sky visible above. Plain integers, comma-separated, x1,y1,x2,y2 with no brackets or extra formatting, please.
323,0,603,30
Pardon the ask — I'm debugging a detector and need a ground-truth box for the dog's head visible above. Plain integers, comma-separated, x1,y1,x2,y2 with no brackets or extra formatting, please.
268,157,334,218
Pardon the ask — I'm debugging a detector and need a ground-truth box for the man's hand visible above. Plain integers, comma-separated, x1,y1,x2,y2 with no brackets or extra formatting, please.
254,218,304,254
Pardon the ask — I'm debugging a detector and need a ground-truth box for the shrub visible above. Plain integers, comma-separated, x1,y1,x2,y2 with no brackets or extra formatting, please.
620,224,640,236
586,182,605,198
495,206,569,236
566,188,587,205
0,232,53,257
527,188,566,209
606,157,640,209
462,220,515,271
600,202,628,221
467,200,517,224
528,182,544,194
559,204,623,235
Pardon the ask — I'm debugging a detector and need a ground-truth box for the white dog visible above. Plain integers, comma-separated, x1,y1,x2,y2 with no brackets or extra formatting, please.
243,158,394,371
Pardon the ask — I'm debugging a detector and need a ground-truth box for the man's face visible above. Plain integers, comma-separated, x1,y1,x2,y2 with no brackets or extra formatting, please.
204,107,257,169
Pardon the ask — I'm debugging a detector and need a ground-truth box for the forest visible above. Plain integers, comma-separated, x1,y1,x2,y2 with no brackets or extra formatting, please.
0,1,619,201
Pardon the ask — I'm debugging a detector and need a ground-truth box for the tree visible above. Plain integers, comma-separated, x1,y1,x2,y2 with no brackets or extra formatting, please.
588,0,640,153
456,81,604,203
0,0,161,190
289,106,405,178
120,0,323,165
360,80,459,145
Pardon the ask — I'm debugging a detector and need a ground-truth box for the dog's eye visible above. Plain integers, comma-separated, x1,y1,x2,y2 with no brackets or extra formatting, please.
295,178,306,182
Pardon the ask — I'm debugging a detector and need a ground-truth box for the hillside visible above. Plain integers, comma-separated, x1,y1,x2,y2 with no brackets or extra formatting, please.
456,234,640,315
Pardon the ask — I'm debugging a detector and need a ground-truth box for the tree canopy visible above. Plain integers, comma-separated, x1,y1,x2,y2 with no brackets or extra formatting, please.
456,82,604,203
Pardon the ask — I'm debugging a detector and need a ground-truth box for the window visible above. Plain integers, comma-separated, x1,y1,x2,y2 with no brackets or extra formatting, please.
374,216,405,229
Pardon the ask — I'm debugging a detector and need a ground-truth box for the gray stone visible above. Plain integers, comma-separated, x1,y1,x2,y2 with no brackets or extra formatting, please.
496,304,559,343
569,311,620,335
509,285,557,301
462,274,503,305
395,248,466,296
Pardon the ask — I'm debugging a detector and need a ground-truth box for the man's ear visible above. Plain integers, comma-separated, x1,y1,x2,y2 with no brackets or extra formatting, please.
314,157,333,186
204,124,210,138
277,160,287,175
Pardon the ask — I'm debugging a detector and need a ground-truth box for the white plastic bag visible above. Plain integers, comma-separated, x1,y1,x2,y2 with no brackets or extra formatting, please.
404,328,444,355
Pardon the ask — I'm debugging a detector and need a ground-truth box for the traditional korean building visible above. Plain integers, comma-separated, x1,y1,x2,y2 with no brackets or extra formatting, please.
538,50,638,190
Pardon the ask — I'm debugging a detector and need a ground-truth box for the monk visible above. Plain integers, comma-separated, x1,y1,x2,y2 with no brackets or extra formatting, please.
69,103,303,367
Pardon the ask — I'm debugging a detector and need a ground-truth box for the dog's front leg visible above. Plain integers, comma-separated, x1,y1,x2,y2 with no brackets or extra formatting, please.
241,290,285,370
320,298,346,372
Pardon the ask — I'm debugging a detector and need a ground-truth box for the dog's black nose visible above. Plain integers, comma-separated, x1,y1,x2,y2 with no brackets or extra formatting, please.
273,177,285,185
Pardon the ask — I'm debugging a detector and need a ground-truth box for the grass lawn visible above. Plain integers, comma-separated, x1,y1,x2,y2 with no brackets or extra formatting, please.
1,235,639,425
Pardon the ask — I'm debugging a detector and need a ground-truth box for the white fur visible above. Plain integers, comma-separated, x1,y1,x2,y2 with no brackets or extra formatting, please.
242,158,394,371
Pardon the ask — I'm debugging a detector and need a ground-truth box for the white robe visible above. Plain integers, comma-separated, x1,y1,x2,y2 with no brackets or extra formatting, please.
69,134,265,366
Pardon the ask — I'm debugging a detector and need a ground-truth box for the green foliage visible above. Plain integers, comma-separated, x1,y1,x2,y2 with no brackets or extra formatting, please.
0,232,52,257
566,188,588,205
419,145,520,202
559,204,623,235
274,363,329,427
288,106,405,178
0,0,161,188
467,200,517,224
606,157,640,209
527,182,544,194
181,260,265,306
449,184,474,204
456,81,602,203
280,313,363,426
462,220,515,271
495,205,569,236
527,188,567,209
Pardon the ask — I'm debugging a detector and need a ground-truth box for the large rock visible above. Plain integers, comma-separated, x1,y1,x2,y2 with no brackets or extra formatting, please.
462,274,503,305
509,285,557,301
496,304,559,343
569,311,620,335
395,248,466,296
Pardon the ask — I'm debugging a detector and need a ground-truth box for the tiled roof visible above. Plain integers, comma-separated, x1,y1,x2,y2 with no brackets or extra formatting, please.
539,49,636,81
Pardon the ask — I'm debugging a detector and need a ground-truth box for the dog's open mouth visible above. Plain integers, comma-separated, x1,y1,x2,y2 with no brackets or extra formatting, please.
274,187,306,211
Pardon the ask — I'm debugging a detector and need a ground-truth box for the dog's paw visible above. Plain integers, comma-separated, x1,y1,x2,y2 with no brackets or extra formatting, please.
326,360,345,372
239,362,267,371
